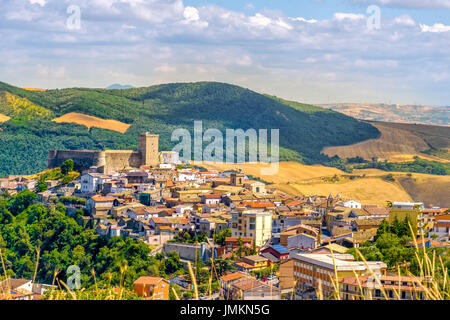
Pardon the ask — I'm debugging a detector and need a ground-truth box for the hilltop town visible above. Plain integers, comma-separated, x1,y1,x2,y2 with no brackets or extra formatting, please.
0,133,449,301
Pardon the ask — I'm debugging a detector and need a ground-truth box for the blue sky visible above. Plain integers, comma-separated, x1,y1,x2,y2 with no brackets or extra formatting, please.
186,0,450,24
1,0,450,106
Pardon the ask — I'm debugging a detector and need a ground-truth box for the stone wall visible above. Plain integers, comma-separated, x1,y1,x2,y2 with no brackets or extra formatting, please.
48,149,144,174
104,150,141,173
47,134,161,173
162,242,215,262
48,150,105,170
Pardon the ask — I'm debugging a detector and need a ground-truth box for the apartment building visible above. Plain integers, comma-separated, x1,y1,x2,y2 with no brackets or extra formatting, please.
339,275,425,300
291,252,387,298
231,209,272,247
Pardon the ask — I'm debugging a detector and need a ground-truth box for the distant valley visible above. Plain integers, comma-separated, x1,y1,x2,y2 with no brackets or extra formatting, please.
318,103,450,127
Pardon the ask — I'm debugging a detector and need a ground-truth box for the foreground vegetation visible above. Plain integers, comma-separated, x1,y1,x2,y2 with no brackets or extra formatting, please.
0,190,186,292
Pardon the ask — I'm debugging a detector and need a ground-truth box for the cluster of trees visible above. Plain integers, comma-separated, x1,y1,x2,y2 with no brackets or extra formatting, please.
347,218,416,268
169,231,208,244
35,161,79,193
251,264,279,279
213,228,231,246
355,157,449,176
324,156,449,176
0,190,168,290
422,148,450,161
0,91,52,120
347,218,450,276
58,196,86,206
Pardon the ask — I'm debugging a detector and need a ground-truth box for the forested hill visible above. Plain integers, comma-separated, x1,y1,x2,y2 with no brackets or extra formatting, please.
0,81,380,177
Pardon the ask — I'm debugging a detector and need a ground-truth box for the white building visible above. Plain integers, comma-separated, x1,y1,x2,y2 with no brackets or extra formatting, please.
159,151,180,165
393,202,424,211
81,173,111,193
341,200,362,209
177,171,199,182
175,204,193,215
159,163,174,169
202,194,222,205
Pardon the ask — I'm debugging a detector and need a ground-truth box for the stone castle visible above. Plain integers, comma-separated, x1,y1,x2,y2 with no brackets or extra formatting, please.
48,133,160,174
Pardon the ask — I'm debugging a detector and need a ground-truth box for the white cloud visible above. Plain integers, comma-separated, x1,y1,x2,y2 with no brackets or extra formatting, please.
392,15,416,27
290,17,318,24
420,23,450,32
236,55,252,66
36,64,66,78
154,64,176,73
249,13,272,28
29,0,46,6
183,6,200,22
333,13,366,22
122,24,136,29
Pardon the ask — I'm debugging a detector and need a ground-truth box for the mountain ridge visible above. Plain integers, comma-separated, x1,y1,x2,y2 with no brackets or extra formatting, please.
0,80,380,176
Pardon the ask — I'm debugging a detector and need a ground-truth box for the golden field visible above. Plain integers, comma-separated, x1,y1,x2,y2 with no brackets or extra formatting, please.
323,122,432,161
193,161,343,183
21,87,46,92
0,113,10,122
197,161,449,207
274,178,412,207
52,112,131,134
397,173,450,208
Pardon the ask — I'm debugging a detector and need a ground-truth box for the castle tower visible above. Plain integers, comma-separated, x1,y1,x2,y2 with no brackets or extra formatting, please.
138,133,159,167
230,169,245,186
327,194,334,208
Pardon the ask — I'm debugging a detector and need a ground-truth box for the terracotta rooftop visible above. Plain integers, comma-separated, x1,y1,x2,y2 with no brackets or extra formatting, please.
134,276,166,285
220,272,248,283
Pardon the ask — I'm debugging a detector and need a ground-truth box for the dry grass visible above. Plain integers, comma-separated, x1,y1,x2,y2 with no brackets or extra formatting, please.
397,173,450,208
0,113,10,123
52,112,131,134
322,122,433,161
195,161,344,184
21,88,46,92
275,177,413,207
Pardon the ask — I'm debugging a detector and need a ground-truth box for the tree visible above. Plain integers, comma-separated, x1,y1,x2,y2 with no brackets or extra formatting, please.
213,228,231,246
376,220,390,238
164,251,184,275
36,179,48,193
61,159,74,175
8,190,37,215
213,259,235,277
375,232,401,250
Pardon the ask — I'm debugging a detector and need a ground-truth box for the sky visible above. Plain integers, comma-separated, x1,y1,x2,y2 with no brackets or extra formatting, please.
0,0,450,106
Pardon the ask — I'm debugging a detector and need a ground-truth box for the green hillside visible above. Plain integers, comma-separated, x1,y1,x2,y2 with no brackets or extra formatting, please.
0,81,380,177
